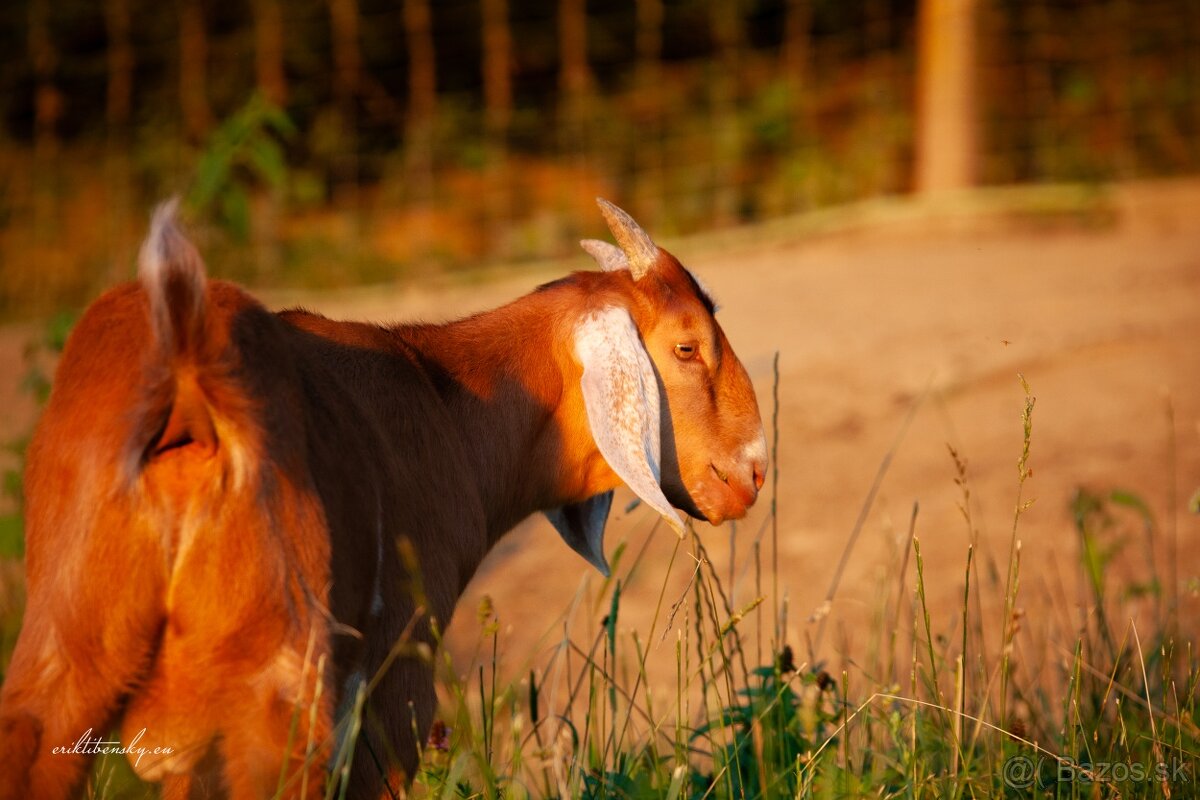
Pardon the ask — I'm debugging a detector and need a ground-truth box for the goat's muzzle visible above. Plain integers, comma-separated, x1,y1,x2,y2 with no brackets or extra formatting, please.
696,431,768,525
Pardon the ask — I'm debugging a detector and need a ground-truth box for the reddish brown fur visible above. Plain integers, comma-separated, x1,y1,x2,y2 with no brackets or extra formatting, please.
0,218,763,799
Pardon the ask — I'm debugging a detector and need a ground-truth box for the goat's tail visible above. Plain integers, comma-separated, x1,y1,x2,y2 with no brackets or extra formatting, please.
136,200,222,461
140,199,208,362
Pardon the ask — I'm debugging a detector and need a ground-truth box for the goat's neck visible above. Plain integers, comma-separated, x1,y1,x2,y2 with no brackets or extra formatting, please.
392,291,612,543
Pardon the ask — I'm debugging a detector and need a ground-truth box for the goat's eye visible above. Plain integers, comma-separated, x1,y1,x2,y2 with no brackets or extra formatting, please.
674,343,697,361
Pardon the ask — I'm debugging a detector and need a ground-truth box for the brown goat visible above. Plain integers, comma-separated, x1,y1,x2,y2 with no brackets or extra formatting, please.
0,198,766,799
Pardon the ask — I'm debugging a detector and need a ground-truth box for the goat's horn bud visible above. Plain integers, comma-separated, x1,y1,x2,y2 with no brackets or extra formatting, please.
596,198,658,281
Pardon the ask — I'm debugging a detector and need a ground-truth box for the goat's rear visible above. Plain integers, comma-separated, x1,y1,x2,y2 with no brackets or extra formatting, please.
0,204,334,799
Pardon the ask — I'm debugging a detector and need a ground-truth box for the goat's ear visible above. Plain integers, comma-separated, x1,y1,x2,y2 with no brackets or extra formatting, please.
544,492,613,576
580,239,629,273
573,306,686,538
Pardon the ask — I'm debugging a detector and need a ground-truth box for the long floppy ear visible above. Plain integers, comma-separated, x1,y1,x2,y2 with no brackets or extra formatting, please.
544,492,614,576
573,306,686,541
580,239,629,272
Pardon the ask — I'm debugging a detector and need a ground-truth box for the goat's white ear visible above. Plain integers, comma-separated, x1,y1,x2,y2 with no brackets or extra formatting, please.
574,307,686,538
544,492,613,576
580,239,629,273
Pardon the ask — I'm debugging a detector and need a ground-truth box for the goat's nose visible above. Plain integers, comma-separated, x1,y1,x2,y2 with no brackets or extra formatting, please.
727,458,765,507
738,434,768,502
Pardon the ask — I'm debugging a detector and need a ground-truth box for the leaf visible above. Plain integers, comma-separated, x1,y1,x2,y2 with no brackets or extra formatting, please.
1123,578,1161,599
1110,488,1155,529
0,514,24,558
245,134,288,189
19,370,49,405
186,93,297,238
189,140,236,211
528,670,539,725
3,466,22,506
44,311,76,352
605,580,621,654
690,708,749,739
221,187,251,242
664,765,687,800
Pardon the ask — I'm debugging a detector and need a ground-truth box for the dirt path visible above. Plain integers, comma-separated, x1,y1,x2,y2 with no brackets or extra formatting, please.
1,181,1197,697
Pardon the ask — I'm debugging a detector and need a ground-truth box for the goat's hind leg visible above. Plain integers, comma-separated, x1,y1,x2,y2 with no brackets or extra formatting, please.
217,640,335,800
0,569,164,800
345,626,438,799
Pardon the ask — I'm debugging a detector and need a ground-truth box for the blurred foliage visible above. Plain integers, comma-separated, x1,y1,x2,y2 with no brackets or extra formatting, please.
690,653,837,799
0,311,74,558
0,0,1196,318
186,93,295,241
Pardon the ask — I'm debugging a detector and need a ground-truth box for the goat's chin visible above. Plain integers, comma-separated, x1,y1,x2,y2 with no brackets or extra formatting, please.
675,478,749,527
699,504,748,527
661,483,704,522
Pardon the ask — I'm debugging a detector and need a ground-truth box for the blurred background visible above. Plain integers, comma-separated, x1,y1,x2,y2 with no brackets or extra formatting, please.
1,0,1199,318
1,3,1199,792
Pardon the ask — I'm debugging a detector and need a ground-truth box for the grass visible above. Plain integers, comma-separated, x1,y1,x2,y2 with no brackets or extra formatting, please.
395,373,1197,799
0,326,1196,798
298,372,1196,797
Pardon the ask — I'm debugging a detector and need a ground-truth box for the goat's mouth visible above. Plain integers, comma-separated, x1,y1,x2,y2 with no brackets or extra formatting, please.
676,463,756,526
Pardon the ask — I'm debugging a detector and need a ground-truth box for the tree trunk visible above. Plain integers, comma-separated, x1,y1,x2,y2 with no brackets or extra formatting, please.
481,0,512,256
782,0,811,86
179,0,213,141
558,0,592,154
633,0,663,224
106,0,133,128
105,0,134,280
29,0,60,237
251,0,287,278
252,0,287,108
482,0,512,135
782,0,811,209
328,0,361,208
867,0,891,54
710,0,743,225
914,0,979,193
1019,0,1052,181
1105,0,1131,177
404,0,437,206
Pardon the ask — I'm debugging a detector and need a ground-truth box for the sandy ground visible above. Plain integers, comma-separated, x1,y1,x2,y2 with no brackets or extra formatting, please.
1,180,1197,708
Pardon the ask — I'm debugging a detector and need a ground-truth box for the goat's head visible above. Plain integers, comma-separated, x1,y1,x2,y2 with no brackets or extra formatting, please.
547,199,767,574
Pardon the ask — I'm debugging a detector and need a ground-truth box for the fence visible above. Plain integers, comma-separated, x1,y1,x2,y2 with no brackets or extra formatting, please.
0,0,1197,316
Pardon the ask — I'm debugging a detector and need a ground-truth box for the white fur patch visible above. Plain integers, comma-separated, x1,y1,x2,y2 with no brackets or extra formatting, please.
261,646,309,698
574,307,685,536
212,413,251,494
741,432,768,468
138,199,206,349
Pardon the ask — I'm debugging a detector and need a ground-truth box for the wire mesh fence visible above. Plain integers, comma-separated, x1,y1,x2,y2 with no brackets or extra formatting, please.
0,0,1198,316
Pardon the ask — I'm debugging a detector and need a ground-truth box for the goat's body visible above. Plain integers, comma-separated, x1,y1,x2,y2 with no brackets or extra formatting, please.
0,199,767,799
0,280,492,798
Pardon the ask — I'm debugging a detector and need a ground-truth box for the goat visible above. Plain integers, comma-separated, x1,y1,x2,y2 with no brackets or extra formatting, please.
0,198,767,799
